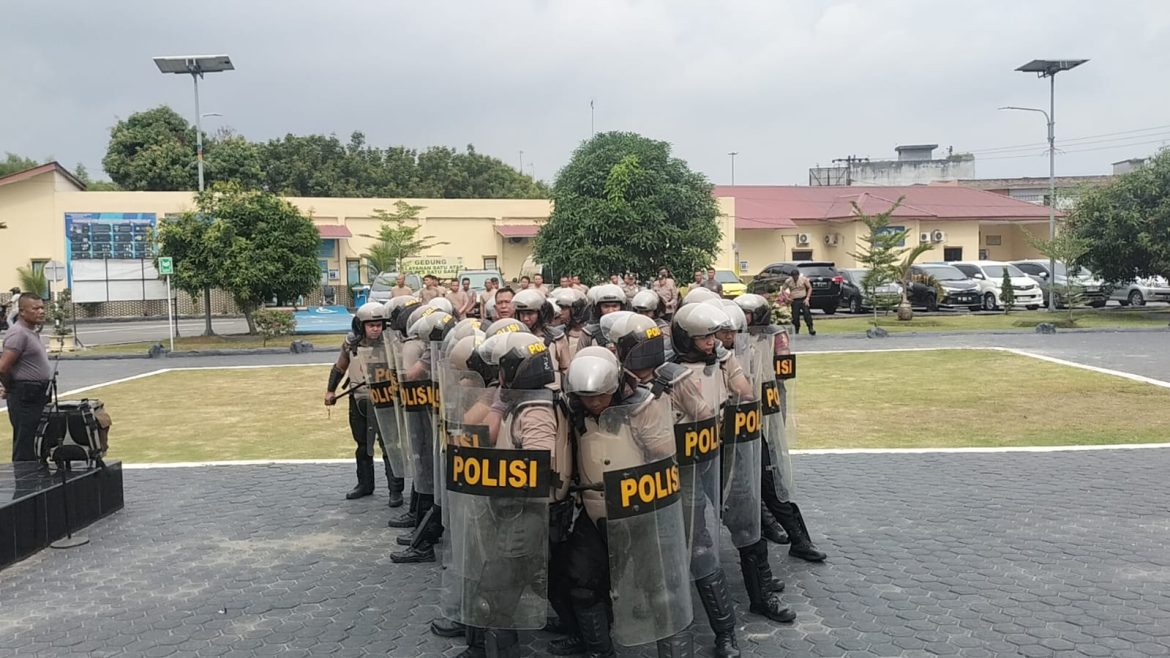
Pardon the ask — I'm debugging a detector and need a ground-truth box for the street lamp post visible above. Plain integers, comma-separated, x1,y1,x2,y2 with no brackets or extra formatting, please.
728,151,738,186
153,55,234,336
1006,58,1087,312
153,55,235,192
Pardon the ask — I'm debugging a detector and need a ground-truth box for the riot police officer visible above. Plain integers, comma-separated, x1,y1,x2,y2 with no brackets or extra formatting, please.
513,288,571,380
549,287,588,363
579,284,629,351
448,332,574,658
711,300,796,623
631,289,671,337
324,302,405,506
735,294,827,563
668,303,742,657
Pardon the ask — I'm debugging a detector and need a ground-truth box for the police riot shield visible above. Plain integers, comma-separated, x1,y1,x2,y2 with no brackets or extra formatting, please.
397,338,436,495
751,325,796,502
438,368,493,626
669,362,724,581
384,335,410,470
596,397,693,647
366,348,411,478
444,387,551,630
719,336,763,549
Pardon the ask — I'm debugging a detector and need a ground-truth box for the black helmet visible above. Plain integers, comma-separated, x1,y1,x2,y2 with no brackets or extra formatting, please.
497,333,555,390
734,293,772,327
631,289,665,317
388,296,422,335
409,310,455,343
550,287,588,326
512,288,554,328
610,313,665,372
671,303,729,364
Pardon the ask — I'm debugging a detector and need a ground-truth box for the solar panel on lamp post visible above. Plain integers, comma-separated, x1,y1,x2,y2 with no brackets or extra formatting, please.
152,55,235,192
1008,59,1087,312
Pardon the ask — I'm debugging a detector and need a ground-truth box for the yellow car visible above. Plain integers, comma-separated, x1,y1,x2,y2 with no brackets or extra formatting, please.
715,269,746,298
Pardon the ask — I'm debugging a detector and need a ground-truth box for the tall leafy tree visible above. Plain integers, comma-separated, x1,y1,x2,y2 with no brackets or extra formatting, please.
1067,149,1170,282
360,201,448,274
533,131,719,283
103,106,197,190
847,199,934,321
156,210,222,335
174,183,321,333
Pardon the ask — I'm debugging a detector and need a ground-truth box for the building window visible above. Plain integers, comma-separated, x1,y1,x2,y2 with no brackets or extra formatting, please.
483,256,498,270
943,247,963,262
30,259,48,275
346,259,362,287
985,235,1002,246
979,249,989,260
792,250,813,261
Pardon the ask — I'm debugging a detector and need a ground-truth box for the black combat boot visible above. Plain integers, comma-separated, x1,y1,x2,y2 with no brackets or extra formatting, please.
430,617,466,638
346,462,374,499
774,501,827,562
573,596,616,658
484,629,521,658
656,630,695,657
388,489,404,508
761,502,789,545
694,570,741,658
739,540,796,622
388,489,419,528
391,502,440,563
457,627,487,658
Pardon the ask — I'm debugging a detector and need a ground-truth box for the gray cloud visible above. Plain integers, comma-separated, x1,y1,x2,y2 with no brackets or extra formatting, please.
2,0,1168,186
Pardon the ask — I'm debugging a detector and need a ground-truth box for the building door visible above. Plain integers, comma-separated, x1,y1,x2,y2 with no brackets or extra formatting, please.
943,247,963,262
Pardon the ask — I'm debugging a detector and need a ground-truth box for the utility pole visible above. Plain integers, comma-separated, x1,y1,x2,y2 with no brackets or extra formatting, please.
728,152,738,185
831,155,869,186
519,150,524,173
590,99,595,136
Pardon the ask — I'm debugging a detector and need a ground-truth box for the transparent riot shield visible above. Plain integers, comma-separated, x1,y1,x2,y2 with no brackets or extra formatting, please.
719,336,763,549
366,350,411,478
597,397,693,647
384,335,410,469
752,325,795,502
444,387,551,630
669,362,724,581
438,368,493,626
396,338,435,495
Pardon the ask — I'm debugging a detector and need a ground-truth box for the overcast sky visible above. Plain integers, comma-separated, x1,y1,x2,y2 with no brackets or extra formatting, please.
3,1,1169,187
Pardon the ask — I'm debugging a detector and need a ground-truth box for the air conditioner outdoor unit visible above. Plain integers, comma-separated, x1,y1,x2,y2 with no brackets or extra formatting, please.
824,234,838,247
919,232,931,244
932,229,946,243
797,233,811,245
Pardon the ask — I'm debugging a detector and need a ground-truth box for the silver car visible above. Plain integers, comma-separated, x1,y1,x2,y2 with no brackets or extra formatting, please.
1110,276,1170,306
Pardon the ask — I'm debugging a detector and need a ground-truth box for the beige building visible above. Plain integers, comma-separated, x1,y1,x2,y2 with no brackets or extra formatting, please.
2,162,1052,316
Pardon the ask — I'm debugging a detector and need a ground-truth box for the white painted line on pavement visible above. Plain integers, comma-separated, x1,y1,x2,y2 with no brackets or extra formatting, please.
122,443,1170,468
997,347,1170,390
801,443,1170,454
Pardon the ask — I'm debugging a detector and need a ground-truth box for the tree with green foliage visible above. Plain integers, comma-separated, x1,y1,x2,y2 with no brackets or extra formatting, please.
103,106,198,190
0,153,41,177
847,198,934,321
16,266,48,298
1000,266,1015,313
156,209,223,336
360,201,448,275
1067,149,1170,283
195,183,322,333
1024,227,1090,321
533,131,720,283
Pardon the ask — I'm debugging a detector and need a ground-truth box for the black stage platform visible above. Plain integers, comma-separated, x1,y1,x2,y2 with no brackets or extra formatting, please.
0,461,123,569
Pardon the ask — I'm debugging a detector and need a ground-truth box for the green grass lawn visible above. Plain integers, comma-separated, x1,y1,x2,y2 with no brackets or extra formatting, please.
77,333,349,355
812,308,1170,335
5,349,1168,463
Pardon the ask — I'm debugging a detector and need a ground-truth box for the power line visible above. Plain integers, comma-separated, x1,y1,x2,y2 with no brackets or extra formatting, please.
969,123,1170,155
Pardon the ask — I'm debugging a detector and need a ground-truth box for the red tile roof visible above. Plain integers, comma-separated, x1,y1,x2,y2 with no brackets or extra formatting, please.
715,185,1058,229
494,224,540,238
0,161,85,190
316,224,352,238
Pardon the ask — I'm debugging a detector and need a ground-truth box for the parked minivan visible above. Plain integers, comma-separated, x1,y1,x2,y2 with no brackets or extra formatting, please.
943,261,1044,311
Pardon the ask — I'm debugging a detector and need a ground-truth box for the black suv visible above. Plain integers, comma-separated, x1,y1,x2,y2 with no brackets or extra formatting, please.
747,261,843,314
907,264,981,311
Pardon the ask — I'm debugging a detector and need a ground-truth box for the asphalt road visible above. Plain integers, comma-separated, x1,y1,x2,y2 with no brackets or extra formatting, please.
73,317,252,346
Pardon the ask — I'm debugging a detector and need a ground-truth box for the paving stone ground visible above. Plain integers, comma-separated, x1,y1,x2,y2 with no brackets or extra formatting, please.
3,449,1170,657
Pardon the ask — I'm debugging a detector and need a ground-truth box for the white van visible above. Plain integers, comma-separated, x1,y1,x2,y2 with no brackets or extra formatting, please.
945,261,1044,311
